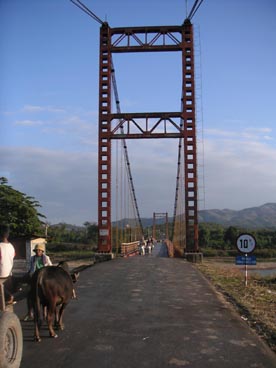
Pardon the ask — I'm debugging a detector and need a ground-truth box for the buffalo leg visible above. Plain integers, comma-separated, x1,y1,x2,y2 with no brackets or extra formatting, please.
33,307,42,342
47,303,58,338
57,303,67,330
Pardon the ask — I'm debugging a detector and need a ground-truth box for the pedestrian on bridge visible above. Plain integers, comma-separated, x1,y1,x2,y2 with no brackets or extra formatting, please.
139,238,146,255
146,239,152,254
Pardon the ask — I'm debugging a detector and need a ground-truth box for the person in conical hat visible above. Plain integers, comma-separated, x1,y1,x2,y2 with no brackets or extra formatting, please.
23,242,53,321
29,243,52,275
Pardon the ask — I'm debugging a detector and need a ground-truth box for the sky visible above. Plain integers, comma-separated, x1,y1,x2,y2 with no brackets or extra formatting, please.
1,0,276,226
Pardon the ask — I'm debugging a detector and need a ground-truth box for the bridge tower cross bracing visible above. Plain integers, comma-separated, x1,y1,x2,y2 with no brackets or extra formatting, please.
153,212,169,241
98,19,198,253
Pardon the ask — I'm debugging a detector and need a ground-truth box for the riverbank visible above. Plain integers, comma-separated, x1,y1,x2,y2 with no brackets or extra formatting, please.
196,259,276,353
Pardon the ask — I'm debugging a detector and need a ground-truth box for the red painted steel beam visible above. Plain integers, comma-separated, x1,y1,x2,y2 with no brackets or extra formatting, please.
105,133,183,140
109,112,184,139
110,25,182,53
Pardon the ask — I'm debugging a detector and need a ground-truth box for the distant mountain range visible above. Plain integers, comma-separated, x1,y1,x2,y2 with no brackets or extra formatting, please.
137,203,276,229
198,203,276,229
53,203,276,230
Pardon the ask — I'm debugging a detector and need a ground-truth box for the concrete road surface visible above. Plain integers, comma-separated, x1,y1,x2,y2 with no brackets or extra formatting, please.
14,243,276,368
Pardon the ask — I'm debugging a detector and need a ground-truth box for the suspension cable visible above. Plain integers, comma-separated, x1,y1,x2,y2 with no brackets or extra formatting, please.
111,59,144,235
187,0,204,21
70,0,105,25
172,67,186,241
172,131,184,240
71,0,143,239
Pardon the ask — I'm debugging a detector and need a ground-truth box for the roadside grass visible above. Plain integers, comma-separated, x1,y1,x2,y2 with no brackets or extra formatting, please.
47,250,94,262
196,261,276,353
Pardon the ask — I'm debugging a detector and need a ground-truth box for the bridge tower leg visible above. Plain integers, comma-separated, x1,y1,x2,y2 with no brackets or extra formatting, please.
182,19,198,252
98,23,112,252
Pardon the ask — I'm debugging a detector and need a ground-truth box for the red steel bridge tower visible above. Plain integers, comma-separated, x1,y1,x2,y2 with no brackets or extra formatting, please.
98,19,198,252
70,0,204,254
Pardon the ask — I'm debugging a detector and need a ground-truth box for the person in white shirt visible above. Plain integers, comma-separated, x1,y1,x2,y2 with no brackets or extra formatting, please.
0,224,15,304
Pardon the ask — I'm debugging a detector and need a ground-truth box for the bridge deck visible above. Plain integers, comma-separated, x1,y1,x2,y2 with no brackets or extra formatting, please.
15,243,276,368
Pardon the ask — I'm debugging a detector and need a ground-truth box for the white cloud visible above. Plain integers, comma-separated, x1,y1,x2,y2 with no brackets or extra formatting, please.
2,111,16,116
245,127,272,134
15,119,44,126
1,121,275,225
203,135,276,210
22,105,45,112
0,146,98,225
9,105,99,151
22,105,65,113
205,128,237,138
205,126,274,145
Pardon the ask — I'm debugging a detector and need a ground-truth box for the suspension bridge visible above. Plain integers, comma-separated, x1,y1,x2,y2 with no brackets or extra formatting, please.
70,0,205,258
4,4,276,367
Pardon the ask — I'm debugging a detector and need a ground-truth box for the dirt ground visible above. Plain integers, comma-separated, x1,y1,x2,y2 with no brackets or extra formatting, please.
196,259,276,353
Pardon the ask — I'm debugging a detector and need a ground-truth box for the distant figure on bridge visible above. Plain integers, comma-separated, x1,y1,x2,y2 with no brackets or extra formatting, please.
139,238,146,255
146,239,152,254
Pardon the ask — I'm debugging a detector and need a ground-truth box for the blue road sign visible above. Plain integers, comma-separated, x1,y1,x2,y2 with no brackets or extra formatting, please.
235,255,256,265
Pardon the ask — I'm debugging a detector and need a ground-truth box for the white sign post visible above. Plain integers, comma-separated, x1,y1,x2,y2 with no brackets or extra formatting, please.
236,233,256,287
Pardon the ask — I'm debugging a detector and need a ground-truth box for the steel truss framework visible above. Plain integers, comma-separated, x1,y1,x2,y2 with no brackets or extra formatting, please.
98,20,198,252
153,212,169,241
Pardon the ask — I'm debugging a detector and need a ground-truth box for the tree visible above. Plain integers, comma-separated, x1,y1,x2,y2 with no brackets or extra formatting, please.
199,223,210,247
223,226,238,248
0,177,45,237
84,222,98,244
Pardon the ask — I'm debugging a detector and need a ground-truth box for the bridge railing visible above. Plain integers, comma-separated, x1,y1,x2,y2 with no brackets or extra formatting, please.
164,239,174,258
121,241,140,257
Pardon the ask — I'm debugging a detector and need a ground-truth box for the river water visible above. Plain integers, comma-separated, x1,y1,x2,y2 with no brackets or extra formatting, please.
248,268,276,277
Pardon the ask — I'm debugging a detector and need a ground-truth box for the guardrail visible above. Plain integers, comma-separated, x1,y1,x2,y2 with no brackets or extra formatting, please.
164,239,174,257
121,241,140,257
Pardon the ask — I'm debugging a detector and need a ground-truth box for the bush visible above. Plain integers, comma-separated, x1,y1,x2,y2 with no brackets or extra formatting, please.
254,249,276,258
47,242,94,253
201,247,276,259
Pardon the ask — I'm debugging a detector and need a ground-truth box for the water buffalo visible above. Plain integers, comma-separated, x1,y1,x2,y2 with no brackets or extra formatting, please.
30,264,74,342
